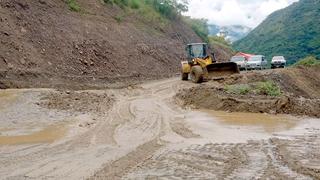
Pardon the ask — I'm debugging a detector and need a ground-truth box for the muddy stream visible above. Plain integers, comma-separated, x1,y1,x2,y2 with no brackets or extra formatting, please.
0,78,319,179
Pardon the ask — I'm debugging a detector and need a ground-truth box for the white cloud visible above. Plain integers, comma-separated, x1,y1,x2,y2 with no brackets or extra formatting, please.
184,0,299,28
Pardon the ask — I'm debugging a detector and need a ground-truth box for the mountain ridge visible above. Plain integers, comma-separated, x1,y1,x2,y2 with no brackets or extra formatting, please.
233,0,320,64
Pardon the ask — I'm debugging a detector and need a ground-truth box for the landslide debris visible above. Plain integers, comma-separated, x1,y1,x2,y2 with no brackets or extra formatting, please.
39,90,114,115
176,66,320,117
0,0,202,89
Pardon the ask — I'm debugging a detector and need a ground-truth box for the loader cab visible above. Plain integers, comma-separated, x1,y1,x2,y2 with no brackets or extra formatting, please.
186,43,208,62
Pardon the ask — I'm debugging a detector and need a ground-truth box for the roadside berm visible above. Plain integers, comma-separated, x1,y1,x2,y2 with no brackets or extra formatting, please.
176,65,320,118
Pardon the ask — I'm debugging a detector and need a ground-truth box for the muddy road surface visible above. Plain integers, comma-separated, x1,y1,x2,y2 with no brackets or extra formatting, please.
0,78,320,179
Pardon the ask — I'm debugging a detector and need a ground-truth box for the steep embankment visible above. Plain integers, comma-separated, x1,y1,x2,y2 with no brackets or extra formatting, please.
0,0,201,89
233,0,320,64
176,66,320,118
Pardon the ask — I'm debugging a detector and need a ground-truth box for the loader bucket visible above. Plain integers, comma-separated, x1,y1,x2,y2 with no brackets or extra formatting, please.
205,62,240,78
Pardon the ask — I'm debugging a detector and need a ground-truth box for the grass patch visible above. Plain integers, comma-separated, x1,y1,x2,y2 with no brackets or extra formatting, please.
66,0,81,12
255,81,281,96
225,84,251,95
294,56,320,67
225,81,281,97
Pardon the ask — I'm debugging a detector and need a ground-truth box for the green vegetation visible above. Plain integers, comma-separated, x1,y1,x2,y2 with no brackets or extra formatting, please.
208,35,232,49
103,0,188,19
225,81,281,97
183,17,209,42
129,0,141,9
294,56,320,67
256,81,281,97
225,84,251,95
66,0,81,12
101,0,191,31
101,0,214,43
233,0,320,65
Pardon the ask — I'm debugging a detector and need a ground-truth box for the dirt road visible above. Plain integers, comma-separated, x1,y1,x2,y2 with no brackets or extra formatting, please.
0,78,320,179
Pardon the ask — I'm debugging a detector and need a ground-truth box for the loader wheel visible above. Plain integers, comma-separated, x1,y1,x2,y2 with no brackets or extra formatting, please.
181,73,188,81
190,66,204,83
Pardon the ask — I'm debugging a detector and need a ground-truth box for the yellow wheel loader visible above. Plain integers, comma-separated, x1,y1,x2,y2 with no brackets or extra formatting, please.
181,43,239,83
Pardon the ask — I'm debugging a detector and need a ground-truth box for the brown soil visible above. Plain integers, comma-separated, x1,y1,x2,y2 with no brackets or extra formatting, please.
1,79,320,179
176,66,320,117
39,90,114,114
0,0,206,89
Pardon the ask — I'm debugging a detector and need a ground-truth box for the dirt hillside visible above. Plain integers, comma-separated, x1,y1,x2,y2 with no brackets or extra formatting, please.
176,66,320,117
0,0,204,89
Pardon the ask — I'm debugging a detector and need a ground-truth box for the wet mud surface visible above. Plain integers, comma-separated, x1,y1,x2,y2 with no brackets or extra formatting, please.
0,78,319,179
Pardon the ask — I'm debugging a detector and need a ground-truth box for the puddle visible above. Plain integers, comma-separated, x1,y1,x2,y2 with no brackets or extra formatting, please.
0,124,67,145
0,90,19,111
201,110,298,133
183,110,306,144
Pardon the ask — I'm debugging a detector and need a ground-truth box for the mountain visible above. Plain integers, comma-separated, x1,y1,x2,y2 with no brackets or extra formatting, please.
233,0,320,64
208,24,252,42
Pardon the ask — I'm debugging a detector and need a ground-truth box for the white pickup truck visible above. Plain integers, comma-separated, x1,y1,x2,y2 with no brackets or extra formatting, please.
271,56,286,69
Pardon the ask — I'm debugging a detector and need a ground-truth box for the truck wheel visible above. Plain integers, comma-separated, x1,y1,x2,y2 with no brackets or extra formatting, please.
181,73,188,81
190,66,203,83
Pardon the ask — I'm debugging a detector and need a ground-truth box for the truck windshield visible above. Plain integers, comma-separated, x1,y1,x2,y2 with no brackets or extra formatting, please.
190,44,206,58
273,56,284,60
249,56,262,61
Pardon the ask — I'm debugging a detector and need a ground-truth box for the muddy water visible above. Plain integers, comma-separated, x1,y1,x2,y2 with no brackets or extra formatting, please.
202,110,298,133
0,90,19,111
182,110,314,144
0,124,67,145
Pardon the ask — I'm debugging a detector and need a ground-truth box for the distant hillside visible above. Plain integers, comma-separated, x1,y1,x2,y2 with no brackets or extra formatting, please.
208,24,251,42
233,0,320,65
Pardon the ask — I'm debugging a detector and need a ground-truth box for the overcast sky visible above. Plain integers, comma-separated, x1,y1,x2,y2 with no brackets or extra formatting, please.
184,0,299,28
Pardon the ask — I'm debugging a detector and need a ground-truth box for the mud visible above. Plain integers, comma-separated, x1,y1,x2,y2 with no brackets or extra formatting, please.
201,110,298,133
176,66,320,118
39,90,114,114
0,78,320,179
0,123,67,145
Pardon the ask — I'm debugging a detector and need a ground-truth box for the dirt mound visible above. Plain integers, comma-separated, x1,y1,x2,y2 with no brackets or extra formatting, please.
0,0,207,89
176,66,320,117
39,90,114,114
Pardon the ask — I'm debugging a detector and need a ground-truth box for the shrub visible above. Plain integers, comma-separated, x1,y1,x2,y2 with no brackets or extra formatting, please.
256,81,281,96
66,0,81,12
294,56,320,67
130,0,140,9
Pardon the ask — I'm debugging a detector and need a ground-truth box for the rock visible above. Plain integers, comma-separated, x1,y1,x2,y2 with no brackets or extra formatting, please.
276,96,290,109
20,58,26,65
7,63,14,69
21,27,27,33
38,0,46,4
